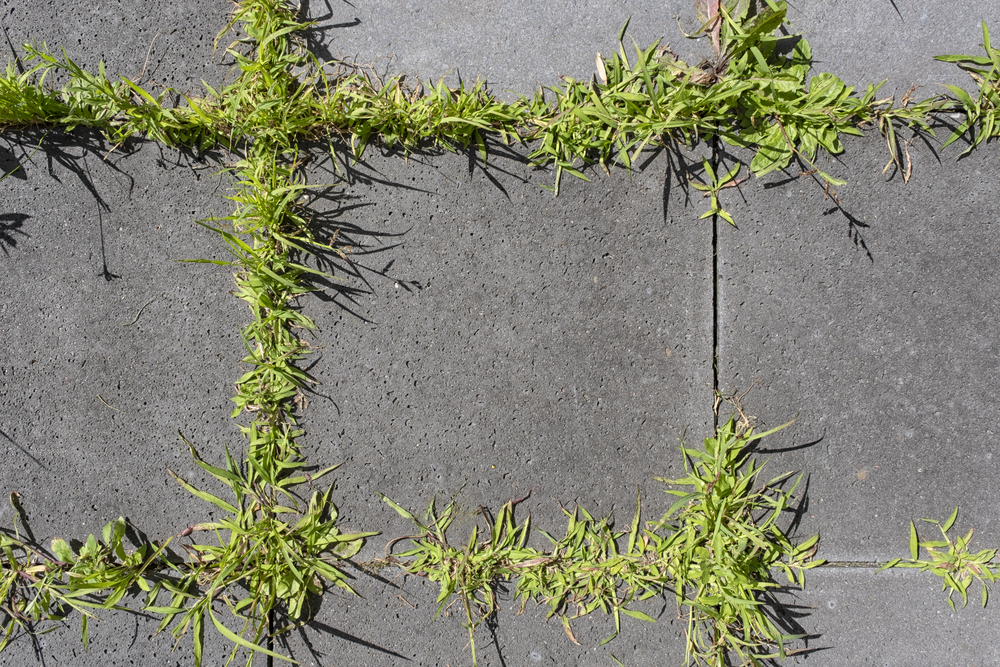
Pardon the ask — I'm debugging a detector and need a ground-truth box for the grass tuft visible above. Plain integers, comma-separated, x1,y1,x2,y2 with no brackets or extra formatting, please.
384,416,824,667
879,507,998,611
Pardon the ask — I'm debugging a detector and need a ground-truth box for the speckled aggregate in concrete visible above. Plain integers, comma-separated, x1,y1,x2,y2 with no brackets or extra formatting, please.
309,0,1000,98
3,0,1000,665
717,133,1000,565
293,145,713,559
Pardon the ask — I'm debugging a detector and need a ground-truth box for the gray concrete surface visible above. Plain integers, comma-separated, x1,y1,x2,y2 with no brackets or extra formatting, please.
297,146,713,558
309,0,712,99
312,0,1000,99
788,0,1000,98
3,0,1000,665
280,566,689,667
717,133,1000,564
1,0,230,93
0,135,255,663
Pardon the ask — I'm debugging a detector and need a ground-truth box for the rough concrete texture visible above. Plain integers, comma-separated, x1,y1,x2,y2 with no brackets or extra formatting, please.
0,136,256,664
3,0,1000,665
1,0,231,93
297,146,713,559
773,568,1000,665
717,133,1000,564
0,133,250,541
309,0,713,99
279,567,689,667
788,0,1000,97
311,0,1000,99
0,610,251,667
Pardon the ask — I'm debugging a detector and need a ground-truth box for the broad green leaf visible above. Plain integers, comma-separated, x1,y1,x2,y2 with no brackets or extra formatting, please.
51,538,76,563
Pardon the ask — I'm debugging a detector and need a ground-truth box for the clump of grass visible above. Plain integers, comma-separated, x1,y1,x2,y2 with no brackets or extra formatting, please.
1,44,217,149
690,157,744,225
0,457,371,666
0,496,168,652
935,21,1000,155
654,416,822,666
143,3,375,663
879,507,998,610
155,440,374,666
384,416,823,667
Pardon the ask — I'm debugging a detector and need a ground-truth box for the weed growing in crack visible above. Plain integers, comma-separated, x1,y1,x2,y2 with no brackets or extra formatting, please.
879,507,998,610
157,440,374,666
0,506,168,653
1,3,984,196
690,157,744,225
384,416,824,667
935,21,1000,155
3,2,371,664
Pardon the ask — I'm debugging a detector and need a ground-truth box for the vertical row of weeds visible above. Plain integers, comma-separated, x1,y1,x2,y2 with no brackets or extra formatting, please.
1,2,378,665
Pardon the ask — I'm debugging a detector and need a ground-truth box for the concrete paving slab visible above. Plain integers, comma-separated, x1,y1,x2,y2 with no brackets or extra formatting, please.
3,3,714,662
277,565,688,667
717,132,1000,562
0,133,247,543
774,567,1000,666
4,0,1000,665
0,133,262,665
1,0,230,93
281,564,1000,666
0,609,252,667
787,0,1000,98
299,144,713,560
309,0,1000,100
307,0,712,100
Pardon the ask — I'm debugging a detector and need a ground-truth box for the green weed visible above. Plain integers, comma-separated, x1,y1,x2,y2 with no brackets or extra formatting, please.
155,441,374,666
691,157,744,225
879,507,998,610
0,2,982,193
3,3,370,664
384,416,823,667
0,493,169,652
2,0,1000,664
935,21,1000,155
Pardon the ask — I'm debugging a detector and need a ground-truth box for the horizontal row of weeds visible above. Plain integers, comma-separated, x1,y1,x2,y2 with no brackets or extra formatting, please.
2,1,1000,665
3,4,999,193
381,416,823,667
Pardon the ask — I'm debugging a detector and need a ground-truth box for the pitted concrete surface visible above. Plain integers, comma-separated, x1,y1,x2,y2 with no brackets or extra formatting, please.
0,137,254,664
717,134,1000,564
312,0,1000,98
0,136,249,538
788,0,1000,97
297,146,712,558
281,570,690,667
2,0,1000,666
1,0,230,93
310,0,712,99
